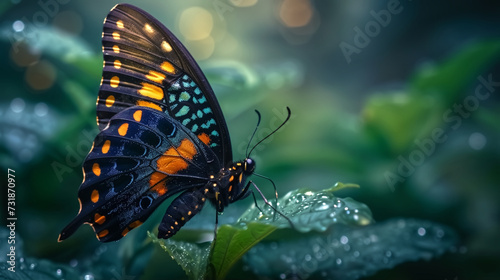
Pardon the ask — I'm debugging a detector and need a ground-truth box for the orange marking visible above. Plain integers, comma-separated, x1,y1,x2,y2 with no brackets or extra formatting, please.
139,83,164,100
112,45,120,53
133,110,142,122
146,70,166,83
100,77,103,86
105,95,115,107
98,229,109,238
112,32,120,40
129,220,143,229
121,228,130,237
228,184,233,192
77,197,82,214
114,60,121,69
229,175,234,182
110,76,120,88
144,23,154,33
102,140,111,154
118,123,129,136
239,172,243,183
161,61,175,74
162,41,172,52
136,100,162,111
149,139,197,195
197,133,211,145
94,213,106,225
92,163,101,176
116,20,124,28
91,189,99,203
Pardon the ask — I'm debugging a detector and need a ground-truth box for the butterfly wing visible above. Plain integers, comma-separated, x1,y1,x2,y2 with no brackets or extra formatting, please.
59,106,219,242
97,3,232,165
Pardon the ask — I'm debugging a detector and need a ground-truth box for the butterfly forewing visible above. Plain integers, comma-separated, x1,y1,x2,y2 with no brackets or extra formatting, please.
98,4,232,164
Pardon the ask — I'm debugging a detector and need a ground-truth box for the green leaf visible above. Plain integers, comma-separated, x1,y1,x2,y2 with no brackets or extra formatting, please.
410,40,500,103
148,232,211,280
209,222,276,279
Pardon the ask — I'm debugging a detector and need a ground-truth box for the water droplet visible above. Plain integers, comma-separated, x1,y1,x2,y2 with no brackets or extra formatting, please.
55,268,63,277
13,20,25,32
304,254,312,261
417,227,426,236
11,98,25,113
436,229,444,238
353,250,360,257
34,102,49,117
84,274,95,280
336,258,342,265
340,235,348,244
69,259,78,267
385,250,392,258
469,132,486,150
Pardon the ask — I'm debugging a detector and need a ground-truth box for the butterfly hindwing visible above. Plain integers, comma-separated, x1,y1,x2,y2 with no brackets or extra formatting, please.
97,3,232,164
59,106,220,242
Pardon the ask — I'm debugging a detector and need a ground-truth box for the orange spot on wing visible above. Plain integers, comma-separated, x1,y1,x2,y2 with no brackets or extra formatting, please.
139,83,164,100
129,220,143,229
102,140,111,154
110,76,120,88
133,110,142,122
121,228,130,237
97,229,109,238
91,189,99,203
136,100,162,111
146,70,166,83
94,213,106,225
92,163,101,176
118,123,129,136
161,61,175,74
197,133,211,145
149,139,197,195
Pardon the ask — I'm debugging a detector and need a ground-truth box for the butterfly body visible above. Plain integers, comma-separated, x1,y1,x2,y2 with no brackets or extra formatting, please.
59,4,257,242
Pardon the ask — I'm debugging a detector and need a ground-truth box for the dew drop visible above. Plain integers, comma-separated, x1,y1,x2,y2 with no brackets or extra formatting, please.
353,250,360,257
34,102,49,117
340,235,348,244
55,268,63,277
13,20,25,32
29,263,37,270
69,259,78,267
304,254,312,261
436,229,444,238
385,250,393,258
336,258,342,265
11,98,25,113
417,227,426,236
280,273,287,279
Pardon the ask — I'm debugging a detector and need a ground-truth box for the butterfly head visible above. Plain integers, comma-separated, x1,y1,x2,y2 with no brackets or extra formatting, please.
243,157,256,174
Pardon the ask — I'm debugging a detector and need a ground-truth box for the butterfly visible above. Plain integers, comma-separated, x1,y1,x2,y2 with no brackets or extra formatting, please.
58,4,289,243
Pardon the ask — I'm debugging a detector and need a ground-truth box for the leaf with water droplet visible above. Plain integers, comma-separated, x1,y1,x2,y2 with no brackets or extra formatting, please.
148,232,210,280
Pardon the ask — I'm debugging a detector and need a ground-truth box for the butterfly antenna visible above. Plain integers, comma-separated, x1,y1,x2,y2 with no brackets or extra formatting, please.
245,110,262,157
247,107,291,157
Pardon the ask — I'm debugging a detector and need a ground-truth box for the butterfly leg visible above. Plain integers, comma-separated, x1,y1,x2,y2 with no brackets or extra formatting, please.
157,188,207,239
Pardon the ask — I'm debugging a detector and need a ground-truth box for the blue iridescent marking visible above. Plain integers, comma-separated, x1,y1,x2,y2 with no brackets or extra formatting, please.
179,92,190,101
170,104,178,110
197,110,203,118
198,96,207,104
191,113,197,120
182,82,190,88
201,119,216,129
175,105,189,117
182,118,191,126
191,124,198,132
211,130,219,136
190,81,196,87
203,107,212,114
210,143,217,147
169,94,176,103
194,88,201,95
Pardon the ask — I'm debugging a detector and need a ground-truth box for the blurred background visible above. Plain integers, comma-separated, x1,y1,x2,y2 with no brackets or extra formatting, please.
0,0,499,279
